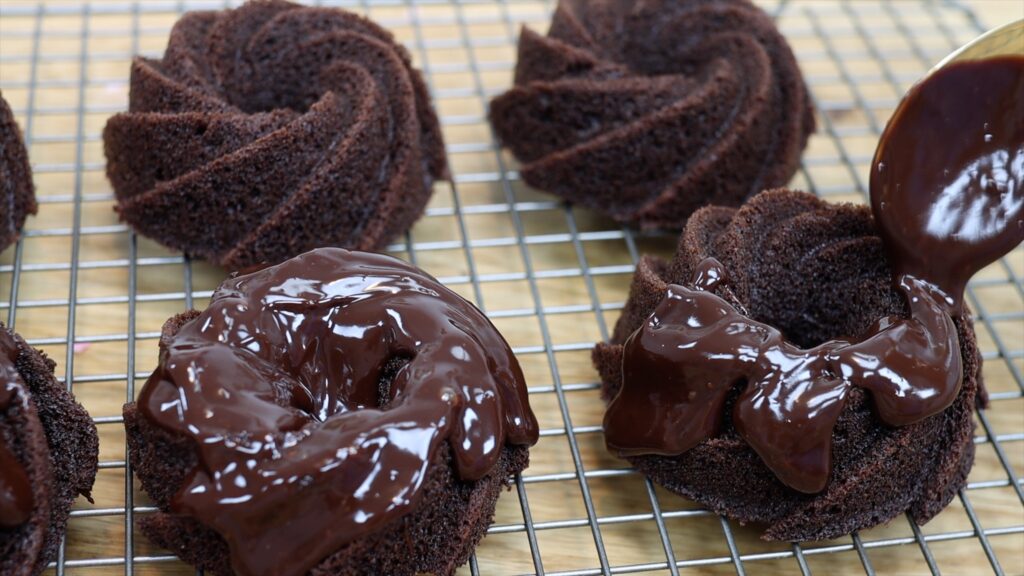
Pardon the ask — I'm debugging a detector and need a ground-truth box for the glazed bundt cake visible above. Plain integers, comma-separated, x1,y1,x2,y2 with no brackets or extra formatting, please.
104,0,447,269
593,190,985,540
1,324,99,576
489,0,815,228
124,248,538,576
0,93,37,253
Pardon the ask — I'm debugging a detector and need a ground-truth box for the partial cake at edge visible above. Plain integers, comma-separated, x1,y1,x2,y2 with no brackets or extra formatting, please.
0,324,99,576
0,92,37,253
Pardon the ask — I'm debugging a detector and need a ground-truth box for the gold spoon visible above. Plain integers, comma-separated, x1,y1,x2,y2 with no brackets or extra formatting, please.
869,18,1024,310
932,18,1023,70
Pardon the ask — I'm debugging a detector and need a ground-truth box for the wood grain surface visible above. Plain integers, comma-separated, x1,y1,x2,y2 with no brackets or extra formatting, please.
0,1,1021,575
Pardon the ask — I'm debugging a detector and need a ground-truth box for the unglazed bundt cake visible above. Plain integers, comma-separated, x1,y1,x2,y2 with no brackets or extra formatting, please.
490,0,815,228
0,93,37,253
124,248,538,576
1,324,99,576
593,190,985,540
104,0,447,269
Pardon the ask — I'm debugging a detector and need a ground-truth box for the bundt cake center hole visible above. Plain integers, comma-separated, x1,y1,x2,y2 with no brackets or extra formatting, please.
232,77,322,115
376,355,412,411
286,354,413,421
237,91,313,115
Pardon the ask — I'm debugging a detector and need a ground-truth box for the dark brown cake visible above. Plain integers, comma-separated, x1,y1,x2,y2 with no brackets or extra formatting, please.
593,189,985,541
124,248,538,576
0,324,99,576
489,0,815,228
0,92,37,253
103,0,447,269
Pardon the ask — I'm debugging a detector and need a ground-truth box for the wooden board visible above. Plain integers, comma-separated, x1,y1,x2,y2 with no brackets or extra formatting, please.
0,1,1021,574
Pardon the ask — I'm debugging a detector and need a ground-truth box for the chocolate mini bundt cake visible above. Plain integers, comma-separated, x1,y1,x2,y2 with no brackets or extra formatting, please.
489,0,814,228
1,324,99,575
593,190,985,540
104,0,447,269
124,248,538,576
0,93,37,252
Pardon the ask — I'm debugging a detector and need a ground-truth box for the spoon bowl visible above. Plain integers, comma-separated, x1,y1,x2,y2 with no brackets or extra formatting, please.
933,19,1024,70
869,19,1024,312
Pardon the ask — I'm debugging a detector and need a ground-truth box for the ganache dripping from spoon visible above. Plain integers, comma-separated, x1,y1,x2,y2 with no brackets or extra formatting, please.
604,55,1023,493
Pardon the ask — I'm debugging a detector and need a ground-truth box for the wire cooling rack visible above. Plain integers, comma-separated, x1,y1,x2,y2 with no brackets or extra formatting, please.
0,1,1022,575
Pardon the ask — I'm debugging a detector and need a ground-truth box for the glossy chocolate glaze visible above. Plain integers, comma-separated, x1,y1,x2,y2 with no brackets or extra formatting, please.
606,259,961,493
0,329,33,529
137,248,538,576
606,56,1023,493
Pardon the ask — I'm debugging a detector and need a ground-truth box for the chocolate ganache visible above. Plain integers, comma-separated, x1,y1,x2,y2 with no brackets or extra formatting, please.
137,248,538,576
604,56,1023,494
0,330,33,528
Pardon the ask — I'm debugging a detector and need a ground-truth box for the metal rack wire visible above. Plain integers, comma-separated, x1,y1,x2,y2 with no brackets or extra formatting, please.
0,1,1021,575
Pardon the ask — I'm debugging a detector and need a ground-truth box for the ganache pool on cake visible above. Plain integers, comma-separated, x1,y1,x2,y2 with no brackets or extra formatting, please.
489,0,815,228
103,0,447,270
595,56,1022,540
124,248,539,576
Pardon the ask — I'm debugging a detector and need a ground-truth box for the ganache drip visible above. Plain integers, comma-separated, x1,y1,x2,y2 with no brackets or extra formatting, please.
137,248,538,576
0,329,33,529
606,258,960,493
606,56,1023,493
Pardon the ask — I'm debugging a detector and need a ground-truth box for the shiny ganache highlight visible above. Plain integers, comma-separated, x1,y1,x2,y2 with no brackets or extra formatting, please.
0,330,33,529
136,248,538,576
606,56,1023,493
